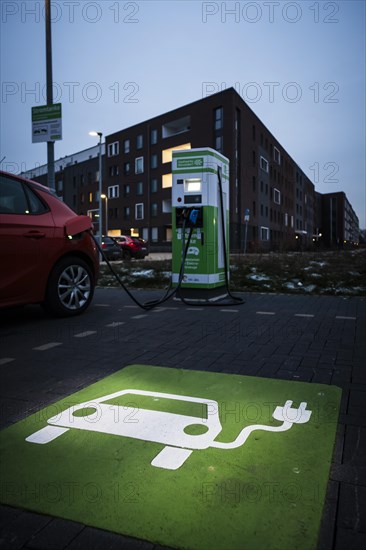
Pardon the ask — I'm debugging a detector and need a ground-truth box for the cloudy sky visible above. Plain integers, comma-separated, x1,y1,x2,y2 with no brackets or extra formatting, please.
1,0,365,226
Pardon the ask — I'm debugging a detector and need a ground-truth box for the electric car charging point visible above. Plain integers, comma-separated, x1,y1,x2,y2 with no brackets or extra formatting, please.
0,365,341,550
172,148,231,302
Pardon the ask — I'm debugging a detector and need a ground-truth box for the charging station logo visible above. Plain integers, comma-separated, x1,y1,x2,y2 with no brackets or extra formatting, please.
187,246,200,256
25,390,312,471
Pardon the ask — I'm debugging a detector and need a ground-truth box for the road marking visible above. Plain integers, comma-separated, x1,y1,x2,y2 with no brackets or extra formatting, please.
0,358,15,365
131,315,148,319
186,308,204,311
94,304,110,307
106,322,125,327
220,309,239,313
335,316,356,320
256,311,275,315
74,331,97,338
294,314,314,318
33,342,62,351
124,305,139,309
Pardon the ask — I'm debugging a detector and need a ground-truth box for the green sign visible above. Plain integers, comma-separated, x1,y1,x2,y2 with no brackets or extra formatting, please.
0,365,341,549
177,158,204,168
32,103,62,143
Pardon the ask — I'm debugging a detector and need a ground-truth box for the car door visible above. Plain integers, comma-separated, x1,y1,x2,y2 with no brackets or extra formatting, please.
0,174,55,305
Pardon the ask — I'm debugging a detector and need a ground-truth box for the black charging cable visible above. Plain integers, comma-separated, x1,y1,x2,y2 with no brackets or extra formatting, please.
90,212,194,311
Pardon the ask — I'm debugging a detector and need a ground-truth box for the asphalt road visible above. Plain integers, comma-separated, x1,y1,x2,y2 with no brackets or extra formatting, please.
0,288,365,550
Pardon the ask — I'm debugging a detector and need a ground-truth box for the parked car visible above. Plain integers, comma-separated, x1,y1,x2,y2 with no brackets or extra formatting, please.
101,236,124,261
114,235,149,259
0,171,99,316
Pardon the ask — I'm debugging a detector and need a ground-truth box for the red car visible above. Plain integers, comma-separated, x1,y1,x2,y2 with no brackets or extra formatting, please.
0,171,99,316
114,235,149,259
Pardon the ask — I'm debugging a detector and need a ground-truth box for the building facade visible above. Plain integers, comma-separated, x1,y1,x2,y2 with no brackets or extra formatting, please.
319,192,359,247
21,88,359,250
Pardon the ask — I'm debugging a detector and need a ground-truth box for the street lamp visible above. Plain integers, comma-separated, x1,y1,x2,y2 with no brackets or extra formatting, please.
89,131,103,250
101,193,108,236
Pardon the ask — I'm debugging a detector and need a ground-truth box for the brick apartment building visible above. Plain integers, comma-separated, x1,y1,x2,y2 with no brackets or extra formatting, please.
316,191,359,247
22,88,359,251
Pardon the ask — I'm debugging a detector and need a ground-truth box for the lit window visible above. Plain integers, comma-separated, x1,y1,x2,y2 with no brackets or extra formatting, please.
162,143,191,164
162,173,172,188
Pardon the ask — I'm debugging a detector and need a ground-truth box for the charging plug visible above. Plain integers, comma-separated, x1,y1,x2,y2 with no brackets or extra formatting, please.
189,209,199,225
272,400,312,424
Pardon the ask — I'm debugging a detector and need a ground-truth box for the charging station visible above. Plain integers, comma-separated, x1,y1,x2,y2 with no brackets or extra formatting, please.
172,148,230,300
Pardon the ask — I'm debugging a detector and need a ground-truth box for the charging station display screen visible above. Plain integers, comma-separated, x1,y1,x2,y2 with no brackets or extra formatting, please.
184,179,201,193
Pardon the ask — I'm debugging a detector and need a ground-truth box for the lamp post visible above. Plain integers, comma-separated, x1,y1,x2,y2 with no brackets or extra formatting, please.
89,131,103,251
101,194,108,236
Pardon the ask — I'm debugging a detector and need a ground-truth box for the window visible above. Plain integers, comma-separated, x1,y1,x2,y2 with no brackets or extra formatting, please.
124,139,130,153
162,199,172,213
214,107,223,130
252,125,256,140
162,173,172,188
108,141,119,157
124,184,130,196
150,129,158,145
135,157,144,174
273,188,281,204
151,227,158,242
285,213,288,226
260,204,264,216
80,174,84,185
252,201,256,216
162,143,191,164
136,181,143,195
124,206,130,219
109,165,119,177
260,156,269,173
151,202,158,217
151,178,158,193
215,135,223,152
151,154,158,169
261,226,269,241
252,151,256,166
136,134,143,149
107,185,119,199
252,176,256,191
124,162,130,175
260,180,264,193
0,175,47,215
135,203,144,220
89,192,93,203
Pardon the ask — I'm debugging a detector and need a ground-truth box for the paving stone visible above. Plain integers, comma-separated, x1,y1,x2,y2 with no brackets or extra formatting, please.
25,518,84,550
337,484,366,532
0,511,51,550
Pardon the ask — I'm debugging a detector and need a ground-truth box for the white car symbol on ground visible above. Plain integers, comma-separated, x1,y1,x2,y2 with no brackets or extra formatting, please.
26,391,312,470
187,246,199,256
26,390,222,470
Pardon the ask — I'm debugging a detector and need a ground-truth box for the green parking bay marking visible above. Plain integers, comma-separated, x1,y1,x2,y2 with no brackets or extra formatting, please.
0,365,341,550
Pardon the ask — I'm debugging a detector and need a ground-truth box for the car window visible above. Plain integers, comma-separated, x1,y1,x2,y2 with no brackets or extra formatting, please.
0,175,48,215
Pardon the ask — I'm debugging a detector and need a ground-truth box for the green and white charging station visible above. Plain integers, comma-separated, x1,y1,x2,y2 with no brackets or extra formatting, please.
172,148,230,296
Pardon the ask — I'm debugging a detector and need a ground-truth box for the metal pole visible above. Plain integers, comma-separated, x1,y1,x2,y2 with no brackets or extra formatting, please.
244,220,248,254
98,134,103,249
45,0,55,190
105,197,108,236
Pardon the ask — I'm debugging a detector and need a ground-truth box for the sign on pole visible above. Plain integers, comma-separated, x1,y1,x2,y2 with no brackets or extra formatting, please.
32,104,62,143
244,208,250,222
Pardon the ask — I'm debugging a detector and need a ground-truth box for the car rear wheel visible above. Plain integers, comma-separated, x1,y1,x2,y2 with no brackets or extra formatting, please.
43,257,94,317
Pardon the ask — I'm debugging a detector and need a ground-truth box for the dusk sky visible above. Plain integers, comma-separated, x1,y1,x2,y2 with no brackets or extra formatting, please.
1,0,365,227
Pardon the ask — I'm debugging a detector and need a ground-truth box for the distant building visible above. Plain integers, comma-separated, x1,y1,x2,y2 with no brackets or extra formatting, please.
21,88,358,251
318,192,359,247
